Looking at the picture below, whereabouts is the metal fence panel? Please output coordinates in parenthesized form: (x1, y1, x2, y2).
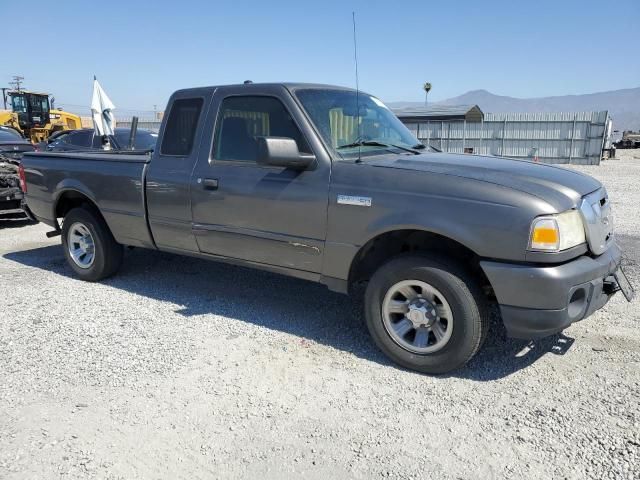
(402, 111, 609, 165)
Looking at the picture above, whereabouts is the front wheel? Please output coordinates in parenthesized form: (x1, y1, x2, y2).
(364, 254, 489, 374)
(61, 207, 123, 281)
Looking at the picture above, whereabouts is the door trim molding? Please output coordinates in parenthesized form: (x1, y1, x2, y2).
(192, 223, 322, 256)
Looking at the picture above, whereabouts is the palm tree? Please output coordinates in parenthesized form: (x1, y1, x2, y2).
(423, 83, 432, 106)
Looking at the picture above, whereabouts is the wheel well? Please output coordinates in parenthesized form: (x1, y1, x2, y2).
(55, 191, 100, 225)
(348, 230, 493, 296)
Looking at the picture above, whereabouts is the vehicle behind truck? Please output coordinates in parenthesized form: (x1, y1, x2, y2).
(20, 82, 635, 374)
(0, 126, 34, 220)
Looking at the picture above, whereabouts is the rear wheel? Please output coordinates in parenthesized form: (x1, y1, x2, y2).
(364, 254, 489, 374)
(61, 207, 123, 281)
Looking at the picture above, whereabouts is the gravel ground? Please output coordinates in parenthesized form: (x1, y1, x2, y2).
(1, 151, 639, 479)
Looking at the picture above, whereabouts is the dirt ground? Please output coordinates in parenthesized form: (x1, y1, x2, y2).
(0, 151, 638, 479)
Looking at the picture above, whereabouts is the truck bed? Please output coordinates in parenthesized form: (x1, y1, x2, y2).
(21, 151, 155, 248)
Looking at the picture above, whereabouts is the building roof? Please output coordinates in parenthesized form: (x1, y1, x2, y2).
(393, 104, 484, 122)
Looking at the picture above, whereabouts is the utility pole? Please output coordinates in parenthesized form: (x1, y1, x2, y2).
(423, 82, 432, 107)
(1, 88, 8, 109)
(9, 75, 24, 92)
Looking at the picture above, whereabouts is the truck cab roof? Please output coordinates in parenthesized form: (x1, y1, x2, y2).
(170, 82, 360, 97)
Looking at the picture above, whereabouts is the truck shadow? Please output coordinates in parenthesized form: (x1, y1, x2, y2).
(0, 219, 37, 229)
(4, 244, 575, 381)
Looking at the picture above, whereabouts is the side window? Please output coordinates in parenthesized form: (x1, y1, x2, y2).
(160, 98, 203, 156)
(213, 96, 311, 163)
(11, 95, 27, 113)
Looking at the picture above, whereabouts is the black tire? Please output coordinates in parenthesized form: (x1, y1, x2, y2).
(61, 206, 123, 281)
(364, 254, 489, 374)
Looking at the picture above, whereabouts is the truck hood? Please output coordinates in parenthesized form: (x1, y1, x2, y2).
(367, 152, 601, 209)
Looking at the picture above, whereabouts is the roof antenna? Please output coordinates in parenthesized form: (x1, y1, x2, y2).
(352, 11, 362, 163)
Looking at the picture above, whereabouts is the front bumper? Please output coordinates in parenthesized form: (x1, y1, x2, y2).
(481, 243, 623, 339)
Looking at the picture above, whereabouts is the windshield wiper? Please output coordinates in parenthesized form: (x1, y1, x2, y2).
(411, 143, 442, 152)
(338, 140, 386, 149)
(337, 140, 420, 155)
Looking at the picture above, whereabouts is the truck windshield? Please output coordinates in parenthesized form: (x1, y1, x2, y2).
(294, 88, 422, 160)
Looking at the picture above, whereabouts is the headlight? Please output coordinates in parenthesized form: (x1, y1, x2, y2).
(529, 210, 586, 252)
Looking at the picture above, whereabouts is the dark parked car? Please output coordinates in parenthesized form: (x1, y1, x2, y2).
(0, 126, 35, 160)
(0, 127, 34, 220)
(34, 129, 72, 151)
(21, 83, 634, 373)
(44, 128, 158, 152)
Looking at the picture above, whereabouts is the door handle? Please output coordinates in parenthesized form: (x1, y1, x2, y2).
(201, 178, 219, 190)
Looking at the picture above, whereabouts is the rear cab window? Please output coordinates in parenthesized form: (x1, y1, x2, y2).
(160, 98, 204, 156)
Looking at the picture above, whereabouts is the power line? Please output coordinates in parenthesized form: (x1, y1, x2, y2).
(8, 75, 24, 92)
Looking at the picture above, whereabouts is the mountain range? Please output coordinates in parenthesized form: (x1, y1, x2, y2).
(388, 87, 640, 131)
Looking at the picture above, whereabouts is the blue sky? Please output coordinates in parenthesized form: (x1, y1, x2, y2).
(3, 0, 638, 114)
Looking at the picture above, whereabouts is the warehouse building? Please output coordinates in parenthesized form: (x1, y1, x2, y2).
(394, 105, 611, 165)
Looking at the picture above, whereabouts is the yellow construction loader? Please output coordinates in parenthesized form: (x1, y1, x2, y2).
(0, 90, 81, 144)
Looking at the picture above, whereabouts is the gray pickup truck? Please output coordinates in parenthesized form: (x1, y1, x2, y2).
(21, 83, 634, 373)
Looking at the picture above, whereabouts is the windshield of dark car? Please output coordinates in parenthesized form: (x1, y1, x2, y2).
(294, 88, 421, 159)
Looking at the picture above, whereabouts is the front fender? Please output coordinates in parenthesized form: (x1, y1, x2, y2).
(362, 211, 479, 255)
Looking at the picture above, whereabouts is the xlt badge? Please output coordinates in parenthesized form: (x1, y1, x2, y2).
(337, 195, 372, 207)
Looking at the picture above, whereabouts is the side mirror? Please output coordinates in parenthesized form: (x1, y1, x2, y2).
(256, 137, 315, 170)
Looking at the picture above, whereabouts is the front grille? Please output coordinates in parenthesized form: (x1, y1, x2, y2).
(579, 188, 614, 255)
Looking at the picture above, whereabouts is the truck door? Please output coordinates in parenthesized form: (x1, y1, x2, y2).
(190, 85, 331, 273)
(146, 94, 208, 252)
